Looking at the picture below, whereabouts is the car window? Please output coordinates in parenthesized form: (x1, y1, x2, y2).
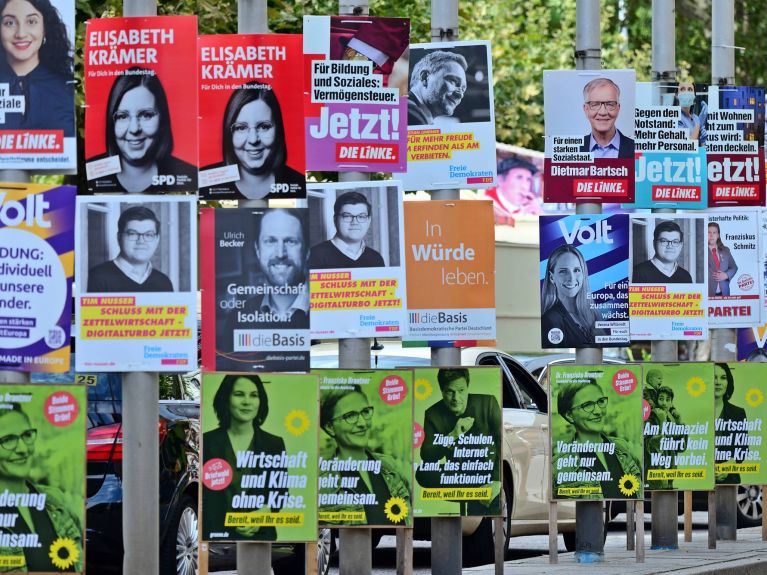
(477, 355, 521, 410)
(501, 356, 548, 413)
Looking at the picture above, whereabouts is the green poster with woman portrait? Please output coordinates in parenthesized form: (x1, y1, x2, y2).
(316, 369, 413, 528)
(413, 367, 502, 518)
(714, 363, 767, 485)
(0, 384, 86, 574)
(643, 363, 715, 491)
(550, 364, 643, 500)
(201, 373, 318, 542)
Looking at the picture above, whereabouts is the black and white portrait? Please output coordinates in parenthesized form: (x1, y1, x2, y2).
(630, 216, 705, 285)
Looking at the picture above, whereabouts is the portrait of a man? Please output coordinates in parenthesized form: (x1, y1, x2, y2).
(632, 220, 693, 284)
(579, 77, 635, 159)
(486, 156, 542, 217)
(408, 50, 467, 125)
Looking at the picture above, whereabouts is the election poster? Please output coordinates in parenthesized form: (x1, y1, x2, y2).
(549, 364, 643, 501)
(200, 208, 310, 372)
(0, 384, 86, 573)
(707, 211, 761, 327)
(74, 195, 197, 371)
(316, 369, 413, 527)
(201, 373, 318, 542)
(413, 367, 502, 517)
(397, 41, 497, 191)
(706, 85, 765, 207)
(543, 69, 636, 203)
(642, 363, 715, 491)
(631, 81, 708, 209)
(629, 214, 708, 341)
(714, 363, 767, 485)
(404, 200, 495, 343)
(84, 16, 198, 193)
(0, 184, 74, 373)
(737, 324, 767, 361)
(199, 34, 305, 200)
(303, 15, 409, 173)
(308, 181, 406, 339)
(0, 0, 76, 171)
(539, 214, 630, 349)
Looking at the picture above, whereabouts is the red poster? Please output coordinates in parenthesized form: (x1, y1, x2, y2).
(84, 16, 198, 193)
(199, 34, 305, 200)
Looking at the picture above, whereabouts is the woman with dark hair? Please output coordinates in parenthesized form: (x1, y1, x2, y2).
(714, 363, 747, 484)
(91, 67, 196, 193)
(209, 81, 303, 199)
(0, 0, 74, 135)
(541, 244, 598, 347)
(202, 375, 286, 541)
(707, 222, 737, 297)
(675, 80, 706, 146)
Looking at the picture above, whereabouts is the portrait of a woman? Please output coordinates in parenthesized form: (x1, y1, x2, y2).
(541, 245, 598, 347)
(92, 67, 196, 193)
(319, 386, 409, 526)
(707, 222, 737, 297)
(714, 363, 747, 484)
(0, 0, 73, 135)
(202, 375, 286, 541)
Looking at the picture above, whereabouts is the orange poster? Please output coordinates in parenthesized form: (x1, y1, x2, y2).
(404, 200, 495, 342)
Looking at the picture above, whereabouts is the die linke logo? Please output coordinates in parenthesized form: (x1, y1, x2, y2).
(409, 312, 467, 324)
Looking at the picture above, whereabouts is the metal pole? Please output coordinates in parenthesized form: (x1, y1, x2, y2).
(711, 0, 737, 543)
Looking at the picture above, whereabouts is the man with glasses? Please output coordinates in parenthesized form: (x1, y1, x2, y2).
(87, 205, 173, 292)
(408, 49, 468, 125)
(309, 191, 385, 269)
(632, 219, 693, 284)
(578, 77, 634, 159)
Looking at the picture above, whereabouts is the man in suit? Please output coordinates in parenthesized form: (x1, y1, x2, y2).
(579, 77, 634, 159)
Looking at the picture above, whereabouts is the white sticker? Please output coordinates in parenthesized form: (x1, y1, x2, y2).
(85, 155, 121, 180)
(199, 164, 240, 189)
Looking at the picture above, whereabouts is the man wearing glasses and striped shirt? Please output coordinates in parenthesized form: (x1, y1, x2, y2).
(579, 77, 635, 159)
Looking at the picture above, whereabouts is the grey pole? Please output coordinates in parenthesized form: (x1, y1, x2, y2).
(573, 0, 605, 563)
(649, 0, 679, 551)
(711, 0, 738, 543)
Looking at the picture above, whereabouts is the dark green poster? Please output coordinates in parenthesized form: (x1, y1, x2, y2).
(549, 365, 643, 500)
(316, 369, 413, 527)
(201, 373, 319, 542)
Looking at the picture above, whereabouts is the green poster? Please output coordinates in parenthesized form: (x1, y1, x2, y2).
(413, 367, 502, 518)
(714, 363, 767, 485)
(643, 363, 715, 491)
(201, 373, 318, 542)
(316, 369, 413, 528)
(549, 365, 643, 501)
(0, 384, 86, 574)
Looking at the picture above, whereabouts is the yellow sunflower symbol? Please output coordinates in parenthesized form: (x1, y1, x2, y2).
(686, 376, 706, 398)
(384, 496, 408, 523)
(285, 410, 311, 436)
(48, 537, 79, 571)
(414, 378, 433, 401)
(618, 474, 639, 497)
(746, 388, 764, 408)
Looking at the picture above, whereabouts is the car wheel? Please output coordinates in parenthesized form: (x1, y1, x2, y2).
(737, 484, 762, 527)
(317, 528, 335, 575)
(463, 477, 511, 567)
(160, 495, 198, 575)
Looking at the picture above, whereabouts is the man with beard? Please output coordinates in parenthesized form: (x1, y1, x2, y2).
(408, 50, 467, 125)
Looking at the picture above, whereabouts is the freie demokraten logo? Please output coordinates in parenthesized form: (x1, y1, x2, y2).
(409, 312, 468, 324)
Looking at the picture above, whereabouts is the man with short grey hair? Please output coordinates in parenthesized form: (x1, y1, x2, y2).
(408, 50, 468, 124)
(578, 77, 634, 158)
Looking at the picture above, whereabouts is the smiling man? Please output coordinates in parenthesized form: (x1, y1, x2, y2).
(408, 50, 468, 125)
(632, 219, 693, 284)
(87, 205, 173, 292)
(578, 77, 634, 159)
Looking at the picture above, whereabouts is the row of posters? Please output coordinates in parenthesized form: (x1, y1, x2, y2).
(539, 211, 766, 349)
(200, 367, 502, 543)
(549, 363, 767, 501)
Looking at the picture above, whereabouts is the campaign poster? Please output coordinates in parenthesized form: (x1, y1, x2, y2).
(404, 200, 495, 343)
(0, 384, 86, 573)
(0, 0, 76, 171)
(413, 367, 502, 517)
(631, 81, 708, 209)
(316, 369, 413, 527)
(200, 208, 310, 372)
(642, 363, 715, 491)
(707, 211, 761, 327)
(629, 214, 708, 341)
(543, 69, 636, 203)
(84, 16, 198, 193)
(198, 34, 305, 200)
(483, 151, 546, 223)
(706, 85, 765, 207)
(396, 41, 497, 192)
(737, 324, 767, 361)
(549, 364, 643, 501)
(303, 15, 409, 173)
(74, 195, 197, 371)
(201, 373, 318, 542)
(308, 181, 405, 339)
(714, 363, 767, 485)
(539, 214, 629, 349)
(0, 184, 73, 373)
